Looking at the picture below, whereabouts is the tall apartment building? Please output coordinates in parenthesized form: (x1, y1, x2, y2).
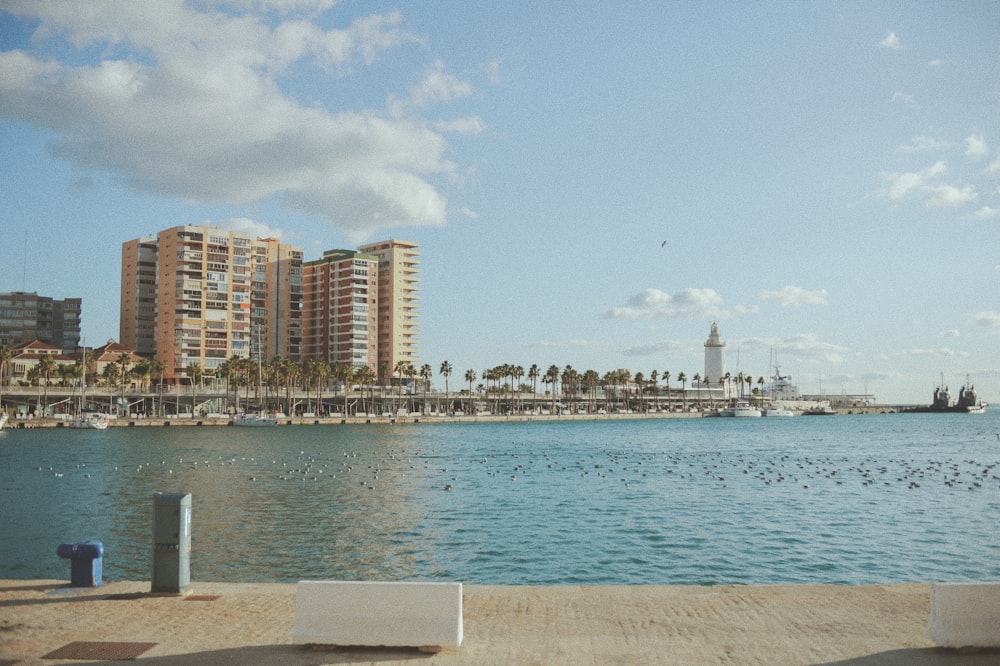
(119, 237, 158, 357)
(301, 249, 378, 369)
(0, 291, 82, 350)
(120, 225, 303, 383)
(254, 238, 303, 360)
(357, 239, 420, 383)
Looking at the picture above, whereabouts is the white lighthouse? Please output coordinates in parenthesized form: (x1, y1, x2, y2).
(703, 322, 726, 392)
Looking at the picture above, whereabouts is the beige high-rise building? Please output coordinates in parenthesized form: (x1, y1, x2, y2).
(254, 237, 303, 360)
(301, 249, 378, 369)
(120, 225, 303, 383)
(357, 239, 420, 384)
(120, 237, 158, 357)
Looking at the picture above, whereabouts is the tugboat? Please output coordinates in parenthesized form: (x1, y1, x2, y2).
(956, 378, 987, 414)
(905, 375, 987, 414)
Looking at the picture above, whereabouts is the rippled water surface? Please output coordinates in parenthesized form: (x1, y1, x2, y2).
(2, 412, 999, 585)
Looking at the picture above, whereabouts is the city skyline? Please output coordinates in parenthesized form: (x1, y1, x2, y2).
(1, 2, 998, 404)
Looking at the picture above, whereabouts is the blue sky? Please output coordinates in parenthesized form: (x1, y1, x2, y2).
(1, 1, 997, 404)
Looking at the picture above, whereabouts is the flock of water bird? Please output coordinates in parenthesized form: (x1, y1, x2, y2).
(25, 440, 1000, 496)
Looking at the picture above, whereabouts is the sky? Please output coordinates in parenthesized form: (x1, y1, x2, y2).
(1, 1, 998, 405)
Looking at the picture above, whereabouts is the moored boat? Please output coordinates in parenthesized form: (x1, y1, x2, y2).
(762, 404, 794, 417)
(717, 399, 761, 417)
(956, 378, 987, 413)
(69, 411, 109, 429)
(234, 412, 278, 426)
(904, 375, 988, 414)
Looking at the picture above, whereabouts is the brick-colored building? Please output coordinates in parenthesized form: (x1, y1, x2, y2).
(301, 249, 378, 369)
(120, 225, 303, 383)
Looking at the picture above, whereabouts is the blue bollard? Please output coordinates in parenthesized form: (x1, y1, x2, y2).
(56, 540, 104, 587)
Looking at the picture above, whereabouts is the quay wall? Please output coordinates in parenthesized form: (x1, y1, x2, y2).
(6, 404, 913, 428)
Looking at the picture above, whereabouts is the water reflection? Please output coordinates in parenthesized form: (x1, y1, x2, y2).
(2, 415, 1000, 585)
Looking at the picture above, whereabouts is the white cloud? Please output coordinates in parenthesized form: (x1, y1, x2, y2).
(880, 32, 901, 49)
(964, 134, 989, 158)
(924, 184, 977, 207)
(216, 217, 284, 240)
(433, 116, 486, 135)
(943, 329, 960, 338)
(928, 58, 945, 67)
(876, 161, 980, 209)
(975, 311, 1000, 328)
(879, 161, 947, 200)
(973, 205, 1000, 219)
(605, 288, 726, 320)
(526, 339, 603, 350)
(0, 3, 476, 240)
(903, 347, 968, 358)
(742, 334, 850, 364)
(781, 334, 850, 364)
(986, 156, 1000, 174)
(622, 340, 685, 357)
(897, 135, 951, 153)
(890, 91, 917, 108)
(758, 286, 828, 306)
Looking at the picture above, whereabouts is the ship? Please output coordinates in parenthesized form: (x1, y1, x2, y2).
(904, 375, 987, 414)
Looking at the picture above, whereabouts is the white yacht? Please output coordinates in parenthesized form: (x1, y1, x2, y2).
(762, 404, 794, 417)
(717, 399, 761, 417)
(69, 412, 109, 429)
(234, 412, 278, 427)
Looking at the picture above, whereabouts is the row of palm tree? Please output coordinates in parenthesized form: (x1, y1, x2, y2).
(1, 342, 772, 417)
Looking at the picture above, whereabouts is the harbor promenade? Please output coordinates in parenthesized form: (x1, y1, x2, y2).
(1, 579, 994, 664)
(4, 405, 912, 428)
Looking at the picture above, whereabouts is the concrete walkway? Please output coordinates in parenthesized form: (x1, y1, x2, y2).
(0, 580, 995, 665)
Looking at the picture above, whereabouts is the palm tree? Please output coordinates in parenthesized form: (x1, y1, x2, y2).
(464, 369, 476, 414)
(544, 364, 560, 413)
(693, 372, 702, 411)
(314, 359, 330, 416)
(528, 364, 540, 414)
(0, 344, 11, 409)
(218, 356, 239, 414)
(512, 365, 524, 414)
(147, 358, 167, 416)
(419, 363, 432, 415)
(633, 371, 645, 413)
(117, 352, 133, 416)
(185, 362, 202, 416)
(582, 369, 600, 413)
(677, 372, 687, 411)
(439, 360, 452, 415)
(649, 370, 659, 412)
(37, 353, 58, 416)
(277, 358, 298, 416)
(661, 371, 671, 410)
(354, 365, 375, 416)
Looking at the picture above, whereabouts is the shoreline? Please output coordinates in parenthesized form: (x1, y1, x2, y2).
(5, 405, 918, 428)
(3, 579, 987, 665)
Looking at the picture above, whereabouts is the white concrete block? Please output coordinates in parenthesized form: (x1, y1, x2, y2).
(292, 581, 463, 648)
(929, 582, 1000, 648)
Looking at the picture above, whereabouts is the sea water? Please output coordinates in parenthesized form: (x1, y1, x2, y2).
(2, 412, 999, 585)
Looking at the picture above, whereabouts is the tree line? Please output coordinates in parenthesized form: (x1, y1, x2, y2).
(0, 345, 770, 416)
